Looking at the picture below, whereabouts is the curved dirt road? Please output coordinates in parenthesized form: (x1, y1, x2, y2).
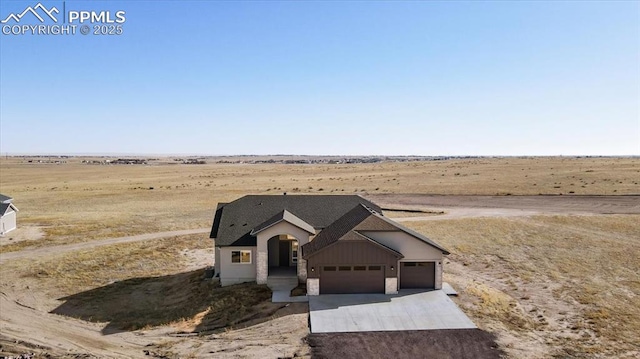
(0, 228, 210, 264)
(375, 194, 640, 222)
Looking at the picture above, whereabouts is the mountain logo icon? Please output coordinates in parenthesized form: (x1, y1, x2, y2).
(1, 2, 59, 23)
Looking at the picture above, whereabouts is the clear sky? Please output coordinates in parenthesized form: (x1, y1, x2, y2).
(0, 0, 638, 156)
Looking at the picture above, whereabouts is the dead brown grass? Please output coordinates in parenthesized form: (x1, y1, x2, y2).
(1, 156, 639, 358)
(1, 157, 637, 252)
(21, 234, 211, 295)
(15, 234, 283, 334)
(404, 215, 640, 358)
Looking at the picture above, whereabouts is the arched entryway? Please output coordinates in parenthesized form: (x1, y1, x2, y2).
(267, 234, 299, 277)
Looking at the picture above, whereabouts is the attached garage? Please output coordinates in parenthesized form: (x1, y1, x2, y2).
(400, 261, 435, 289)
(304, 233, 402, 295)
(319, 265, 384, 294)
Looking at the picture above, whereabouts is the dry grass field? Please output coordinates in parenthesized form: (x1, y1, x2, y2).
(0, 156, 638, 358)
(404, 216, 639, 358)
(1, 156, 637, 252)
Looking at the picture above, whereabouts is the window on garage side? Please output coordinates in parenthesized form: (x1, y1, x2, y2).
(231, 250, 251, 264)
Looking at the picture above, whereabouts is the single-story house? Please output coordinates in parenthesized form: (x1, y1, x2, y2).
(0, 194, 19, 236)
(210, 195, 449, 295)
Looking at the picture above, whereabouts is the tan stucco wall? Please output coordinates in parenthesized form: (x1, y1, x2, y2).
(219, 246, 257, 286)
(256, 221, 311, 284)
(256, 222, 312, 249)
(361, 230, 444, 290)
(360, 231, 444, 260)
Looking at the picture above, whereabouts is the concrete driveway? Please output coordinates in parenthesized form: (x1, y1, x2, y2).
(309, 290, 476, 333)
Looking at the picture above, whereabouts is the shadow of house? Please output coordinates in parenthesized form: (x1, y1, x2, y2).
(51, 268, 287, 335)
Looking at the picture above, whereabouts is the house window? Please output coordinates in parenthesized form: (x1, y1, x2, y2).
(231, 250, 251, 264)
(292, 241, 298, 263)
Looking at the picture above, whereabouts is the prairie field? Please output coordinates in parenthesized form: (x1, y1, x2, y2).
(0, 156, 638, 358)
(0, 156, 637, 251)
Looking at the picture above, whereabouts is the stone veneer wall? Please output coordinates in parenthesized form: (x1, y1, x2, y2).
(307, 278, 320, 295)
(385, 277, 398, 294)
(256, 252, 267, 284)
(297, 258, 307, 283)
(435, 260, 443, 290)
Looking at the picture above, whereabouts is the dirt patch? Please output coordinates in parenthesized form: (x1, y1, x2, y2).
(50, 269, 274, 334)
(369, 194, 640, 214)
(0, 225, 45, 246)
(180, 247, 214, 271)
(308, 329, 504, 359)
(404, 215, 640, 358)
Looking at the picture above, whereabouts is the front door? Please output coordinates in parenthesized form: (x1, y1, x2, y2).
(279, 240, 289, 266)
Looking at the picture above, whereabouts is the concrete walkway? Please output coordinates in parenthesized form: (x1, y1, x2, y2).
(309, 290, 476, 333)
(267, 274, 309, 303)
(271, 285, 309, 303)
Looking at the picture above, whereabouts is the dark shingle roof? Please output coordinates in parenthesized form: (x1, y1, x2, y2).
(0, 194, 12, 203)
(301, 204, 375, 256)
(363, 213, 451, 255)
(211, 195, 381, 246)
(302, 203, 450, 257)
(0, 203, 18, 215)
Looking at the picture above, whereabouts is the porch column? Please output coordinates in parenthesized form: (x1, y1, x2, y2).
(297, 258, 307, 283)
(256, 252, 267, 284)
(435, 260, 443, 290)
(256, 234, 269, 285)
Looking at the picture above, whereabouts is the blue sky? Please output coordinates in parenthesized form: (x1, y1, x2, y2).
(0, 0, 638, 155)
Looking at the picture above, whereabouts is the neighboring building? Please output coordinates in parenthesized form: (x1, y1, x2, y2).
(0, 194, 19, 236)
(210, 195, 449, 295)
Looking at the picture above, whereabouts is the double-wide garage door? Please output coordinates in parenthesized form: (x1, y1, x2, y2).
(400, 262, 435, 289)
(320, 265, 384, 294)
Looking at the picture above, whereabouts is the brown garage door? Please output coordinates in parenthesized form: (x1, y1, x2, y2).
(400, 262, 435, 289)
(320, 265, 385, 294)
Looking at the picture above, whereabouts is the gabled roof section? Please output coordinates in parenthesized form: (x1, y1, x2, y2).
(302, 204, 375, 257)
(250, 209, 315, 235)
(302, 203, 450, 257)
(211, 195, 382, 247)
(210, 202, 228, 239)
(357, 213, 450, 255)
(0, 194, 12, 204)
(0, 203, 18, 216)
(304, 229, 403, 259)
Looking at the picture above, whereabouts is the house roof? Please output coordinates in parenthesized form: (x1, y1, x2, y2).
(361, 212, 451, 255)
(0, 194, 12, 204)
(0, 203, 18, 216)
(302, 204, 375, 256)
(210, 195, 382, 246)
(303, 225, 404, 259)
(302, 203, 450, 257)
(250, 209, 316, 235)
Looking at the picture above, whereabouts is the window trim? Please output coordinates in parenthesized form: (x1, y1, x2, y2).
(231, 250, 252, 264)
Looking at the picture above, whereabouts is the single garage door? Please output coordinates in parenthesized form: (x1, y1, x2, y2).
(320, 265, 385, 294)
(400, 262, 435, 289)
